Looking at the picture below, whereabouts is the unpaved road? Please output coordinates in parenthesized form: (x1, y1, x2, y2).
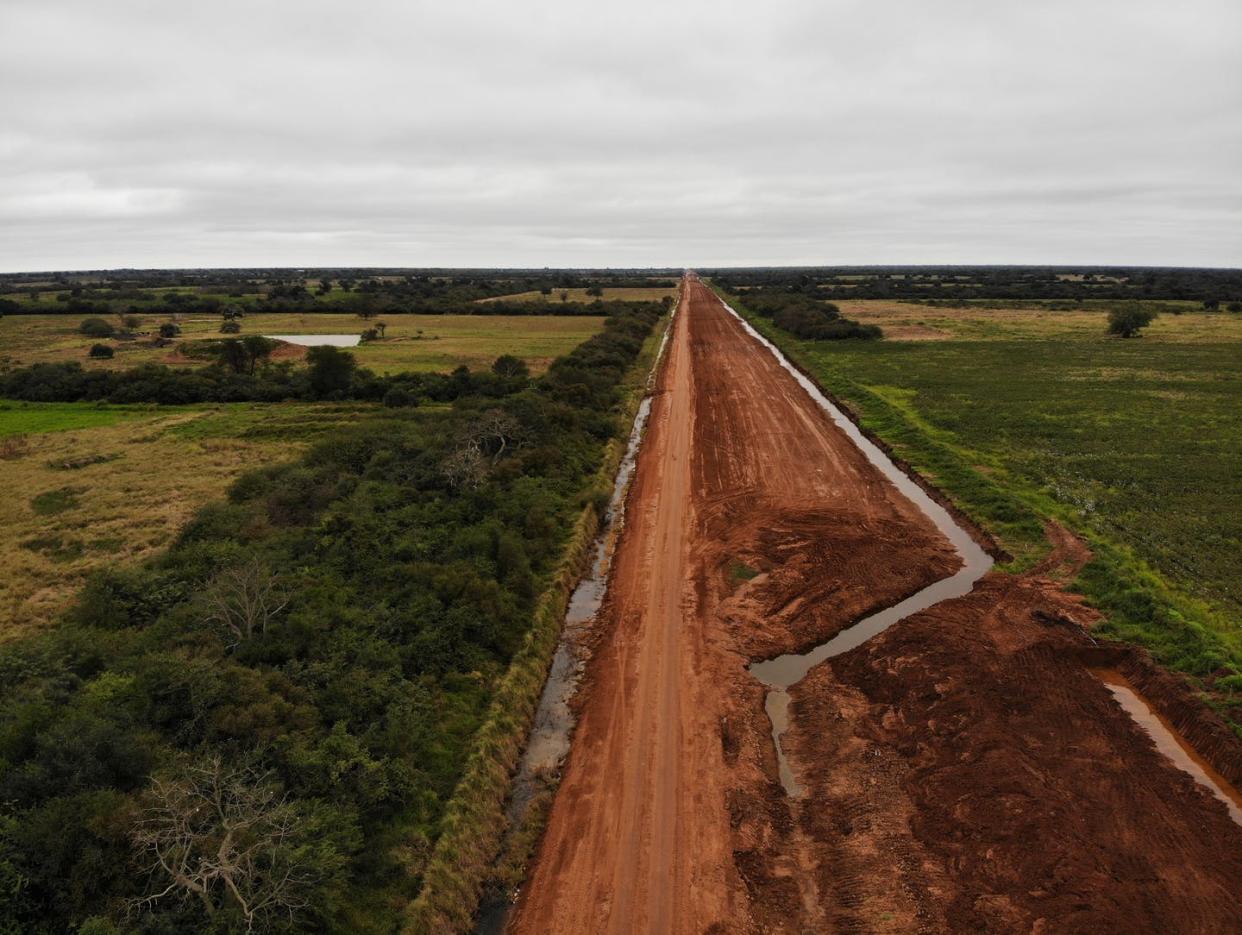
(509, 276, 1242, 934)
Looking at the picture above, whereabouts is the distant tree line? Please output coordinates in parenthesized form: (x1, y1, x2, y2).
(709, 266, 1242, 304)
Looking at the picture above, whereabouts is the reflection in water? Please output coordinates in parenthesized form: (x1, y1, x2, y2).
(722, 300, 994, 798)
(264, 334, 362, 347)
(1095, 670, 1242, 826)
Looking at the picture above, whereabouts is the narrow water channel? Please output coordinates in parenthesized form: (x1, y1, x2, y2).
(720, 299, 995, 797)
(1094, 670, 1242, 826)
(474, 308, 674, 934)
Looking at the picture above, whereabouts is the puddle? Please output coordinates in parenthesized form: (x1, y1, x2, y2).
(498, 394, 653, 819)
(263, 333, 362, 346)
(721, 299, 995, 797)
(1094, 670, 1242, 826)
(473, 307, 673, 933)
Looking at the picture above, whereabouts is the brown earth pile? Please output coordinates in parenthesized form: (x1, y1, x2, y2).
(509, 277, 1242, 935)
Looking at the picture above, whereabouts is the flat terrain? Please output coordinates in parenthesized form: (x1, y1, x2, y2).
(511, 279, 1242, 933)
(478, 286, 677, 304)
(0, 401, 372, 638)
(738, 301, 1242, 698)
(0, 313, 605, 375)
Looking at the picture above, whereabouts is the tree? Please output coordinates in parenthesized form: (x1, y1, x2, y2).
(1107, 306, 1157, 338)
(130, 756, 320, 932)
(240, 336, 277, 374)
(316, 277, 332, 295)
(79, 318, 115, 338)
(306, 346, 356, 397)
(559, 291, 568, 303)
(158, 323, 181, 339)
(202, 560, 287, 648)
(1227, 301, 1242, 314)
(1204, 299, 1220, 311)
(221, 320, 242, 334)
(491, 354, 529, 379)
(88, 344, 114, 359)
(585, 285, 604, 298)
(123, 315, 143, 332)
(373, 321, 386, 338)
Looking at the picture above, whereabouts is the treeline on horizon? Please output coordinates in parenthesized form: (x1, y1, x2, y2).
(0, 270, 679, 319)
(0, 304, 663, 932)
(707, 265, 1242, 303)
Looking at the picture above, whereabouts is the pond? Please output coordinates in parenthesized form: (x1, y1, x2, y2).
(264, 334, 361, 347)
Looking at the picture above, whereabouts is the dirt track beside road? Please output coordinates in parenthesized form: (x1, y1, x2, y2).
(510, 277, 1242, 934)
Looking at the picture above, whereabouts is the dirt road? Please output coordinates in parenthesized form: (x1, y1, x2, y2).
(509, 277, 1242, 934)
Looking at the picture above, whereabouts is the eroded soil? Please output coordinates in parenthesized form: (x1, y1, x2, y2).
(509, 277, 1242, 934)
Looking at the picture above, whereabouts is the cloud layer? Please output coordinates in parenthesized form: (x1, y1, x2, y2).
(2, 0, 1239, 270)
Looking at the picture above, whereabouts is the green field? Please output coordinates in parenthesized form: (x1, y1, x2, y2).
(0, 400, 373, 638)
(0, 313, 605, 375)
(727, 295, 1242, 718)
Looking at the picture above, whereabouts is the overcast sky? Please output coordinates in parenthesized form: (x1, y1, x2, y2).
(1, 0, 1239, 271)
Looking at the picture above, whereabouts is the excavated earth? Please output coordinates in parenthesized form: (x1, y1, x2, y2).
(509, 277, 1242, 934)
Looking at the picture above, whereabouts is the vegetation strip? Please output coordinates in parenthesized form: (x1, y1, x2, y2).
(404, 305, 673, 934)
(0, 300, 666, 933)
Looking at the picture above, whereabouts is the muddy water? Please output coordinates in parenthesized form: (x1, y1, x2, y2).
(474, 310, 673, 934)
(1094, 670, 1242, 826)
(720, 300, 995, 797)
(263, 333, 362, 346)
(500, 395, 653, 822)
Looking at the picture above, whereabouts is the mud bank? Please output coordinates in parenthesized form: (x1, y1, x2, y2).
(511, 277, 1242, 935)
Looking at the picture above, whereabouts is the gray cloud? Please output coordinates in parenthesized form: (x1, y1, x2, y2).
(1, 0, 1239, 270)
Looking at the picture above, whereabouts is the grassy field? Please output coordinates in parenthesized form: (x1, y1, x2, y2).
(478, 286, 677, 304)
(0, 400, 373, 639)
(726, 293, 1242, 716)
(0, 313, 605, 375)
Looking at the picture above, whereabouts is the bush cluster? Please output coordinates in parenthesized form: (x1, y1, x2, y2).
(0, 305, 661, 932)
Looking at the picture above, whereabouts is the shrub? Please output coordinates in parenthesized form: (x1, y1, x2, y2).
(1107, 306, 1157, 338)
(79, 318, 115, 338)
(220, 320, 241, 334)
(88, 344, 114, 359)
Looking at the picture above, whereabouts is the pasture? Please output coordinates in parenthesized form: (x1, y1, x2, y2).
(0, 401, 371, 638)
(0, 313, 606, 375)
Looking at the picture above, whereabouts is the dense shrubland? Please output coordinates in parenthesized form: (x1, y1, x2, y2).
(0, 304, 661, 932)
(731, 292, 882, 341)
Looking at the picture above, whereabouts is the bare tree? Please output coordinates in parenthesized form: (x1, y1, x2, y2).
(440, 410, 526, 490)
(440, 445, 487, 491)
(130, 757, 314, 932)
(203, 561, 288, 648)
(464, 410, 525, 465)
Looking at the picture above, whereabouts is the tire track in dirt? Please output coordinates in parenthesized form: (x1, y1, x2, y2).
(509, 275, 1242, 934)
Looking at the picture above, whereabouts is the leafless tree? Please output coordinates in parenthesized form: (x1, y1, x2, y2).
(440, 409, 526, 491)
(463, 410, 525, 465)
(203, 561, 288, 648)
(130, 756, 314, 932)
(440, 445, 487, 491)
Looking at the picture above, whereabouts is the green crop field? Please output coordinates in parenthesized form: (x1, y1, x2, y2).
(728, 294, 1242, 719)
(0, 312, 605, 375)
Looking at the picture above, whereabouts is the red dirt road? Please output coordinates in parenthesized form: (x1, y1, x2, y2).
(509, 277, 1242, 934)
